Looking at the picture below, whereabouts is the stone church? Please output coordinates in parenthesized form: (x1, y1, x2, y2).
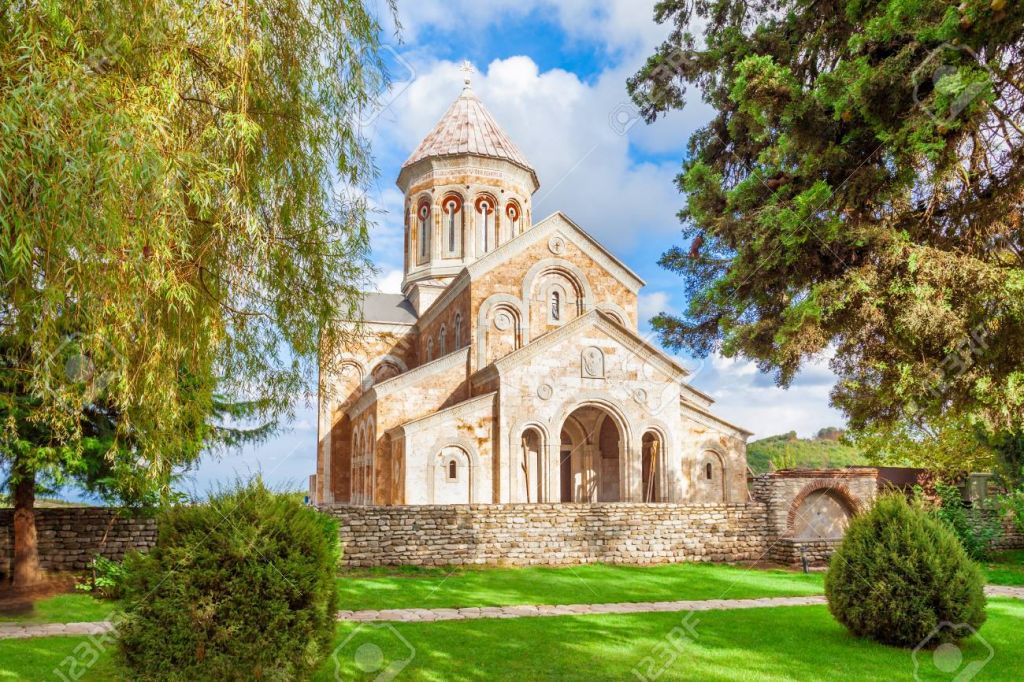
(314, 77, 751, 506)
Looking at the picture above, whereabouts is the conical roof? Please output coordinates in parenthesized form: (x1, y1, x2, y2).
(402, 85, 537, 185)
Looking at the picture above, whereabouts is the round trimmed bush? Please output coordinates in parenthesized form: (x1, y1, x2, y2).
(117, 480, 339, 680)
(824, 493, 986, 648)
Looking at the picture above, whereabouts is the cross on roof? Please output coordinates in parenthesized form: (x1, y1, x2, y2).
(459, 60, 475, 87)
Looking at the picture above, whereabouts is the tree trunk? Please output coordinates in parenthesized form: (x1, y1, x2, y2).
(11, 467, 42, 587)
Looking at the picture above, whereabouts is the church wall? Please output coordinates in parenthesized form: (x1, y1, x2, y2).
(317, 325, 418, 503)
(416, 285, 471, 363)
(495, 321, 690, 503)
(398, 395, 496, 505)
(678, 415, 749, 504)
(468, 236, 638, 372)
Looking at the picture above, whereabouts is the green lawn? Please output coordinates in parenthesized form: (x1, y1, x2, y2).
(0, 635, 124, 681)
(4, 599, 1016, 681)
(319, 599, 1024, 681)
(983, 550, 1024, 586)
(336, 562, 826, 611)
(0, 593, 119, 625)
(0, 561, 1021, 681)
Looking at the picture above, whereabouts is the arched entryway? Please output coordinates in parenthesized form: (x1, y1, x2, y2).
(789, 484, 858, 540)
(641, 431, 662, 503)
(558, 405, 623, 503)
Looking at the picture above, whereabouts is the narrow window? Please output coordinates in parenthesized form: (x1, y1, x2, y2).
(506, 202, 521, 236)
(448, 460, 457, 479)
(439, 325, 447, 356)
(705, 462, 713, 480)
(426, 339, 433, 362)
(417, 202, 430, 260)
(551, 290, 561, 321)
(476, 197, 494, 253)
(454, 314, 462, 349)
(445, 198, 459, 253)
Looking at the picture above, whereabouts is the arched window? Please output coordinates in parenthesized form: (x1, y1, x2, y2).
(426, 339, 434, 362)
(454, 313, 462, 349)
(551, 291, 561, 321)
(417, 200, 431, 262)
(506, 201, 521, 237)
(476, 196, 495, 253)
(705, 462, 713, 480)
(448, 460, 457, 480)
(443, 194, 462, 256)
(439, 325, 447, 356)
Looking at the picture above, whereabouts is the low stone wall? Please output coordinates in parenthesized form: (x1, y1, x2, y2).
(991, 515, 1024, 552)
(320, 502, 770, 568)
(769, 538, 840, 568)
(0, 508, 156, 577)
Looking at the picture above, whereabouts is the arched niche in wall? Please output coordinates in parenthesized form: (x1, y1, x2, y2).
(476, 294, 527, 368)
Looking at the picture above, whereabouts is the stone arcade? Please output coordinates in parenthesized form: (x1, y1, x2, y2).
(312, 77, 751, 506)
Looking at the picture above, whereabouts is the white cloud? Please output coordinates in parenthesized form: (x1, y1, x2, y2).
(695, 350, 846, 440)
(367, 54, 709, 254)
(388, 0, 670, 55)
(638, 291, 675, 324)
(375, 268, 404, 294)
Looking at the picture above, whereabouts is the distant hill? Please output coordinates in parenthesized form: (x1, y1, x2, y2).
(746, 428, 867, 474)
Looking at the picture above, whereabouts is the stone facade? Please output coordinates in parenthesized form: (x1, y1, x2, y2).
(314, 80, 751, 508)
(0, 508, 156, 577)
(321, 503, 770, 568)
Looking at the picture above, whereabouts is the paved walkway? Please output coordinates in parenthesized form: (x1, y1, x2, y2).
(3, 586, 1022, 639)
(336, 595, 827, 622)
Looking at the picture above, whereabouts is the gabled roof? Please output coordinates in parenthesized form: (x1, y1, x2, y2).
(466, 211, 646, 291)
(358, 293, 417, 325)
(402, 85, 538, 186)
(415, 211, 647, 331)
(489, 309, 688, 379)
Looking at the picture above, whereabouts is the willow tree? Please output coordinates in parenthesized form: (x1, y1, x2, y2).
(0, 0, 392, 585)
(629, 1, 1023, 470)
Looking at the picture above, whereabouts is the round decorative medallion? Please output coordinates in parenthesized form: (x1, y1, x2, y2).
(537, 383, 554, 400)
(633, 388, 648, 404)
(494, 311, 513, 331)
(547, 235, 566, 255)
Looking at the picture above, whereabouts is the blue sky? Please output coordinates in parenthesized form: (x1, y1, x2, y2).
(174, 0, 847, 498)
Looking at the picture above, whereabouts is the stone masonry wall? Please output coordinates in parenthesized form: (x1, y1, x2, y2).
(321, 502, 770, 567)
(0, 508, 156, 577)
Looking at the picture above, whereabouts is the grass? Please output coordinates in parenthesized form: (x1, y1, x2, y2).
(0, 562, 1020, 681)
(0, 635, 123, 681)
(0, 593, 119, 625)
(3, 599, 1019, 681)
(983, 550, 1024, 586)
(319, 599, 1024, 681)
(335, 562, 826, 611)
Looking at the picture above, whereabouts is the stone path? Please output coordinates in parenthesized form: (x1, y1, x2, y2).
(336, 595, 828, 622)
(3, 585, 1022, 639)
(0, 621, 114, 640)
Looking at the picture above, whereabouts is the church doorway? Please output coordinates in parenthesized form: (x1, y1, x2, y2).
(558, 405, 623, 503)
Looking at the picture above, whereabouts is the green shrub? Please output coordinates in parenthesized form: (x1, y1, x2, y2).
(930, 482, 1002, 560)
(75, 555, 127, 599)
(1000, 488, 1024, 534)
(824, 494, 986, 648)
(117, 479, 340, 681)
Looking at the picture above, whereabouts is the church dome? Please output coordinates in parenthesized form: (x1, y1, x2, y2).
(401, 85, 539, 190)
